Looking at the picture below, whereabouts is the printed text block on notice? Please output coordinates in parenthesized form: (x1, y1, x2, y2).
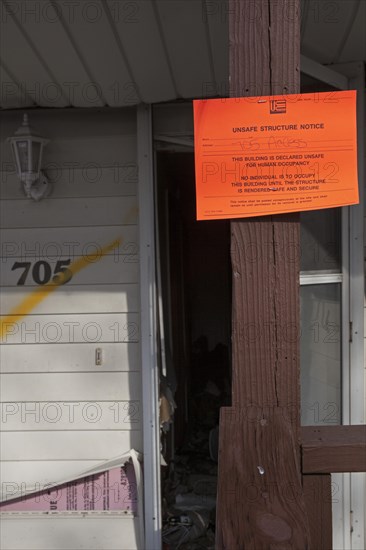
(193, 91, 358, 220)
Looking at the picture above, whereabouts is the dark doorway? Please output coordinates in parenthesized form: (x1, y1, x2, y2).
(156, 152, 231, 549)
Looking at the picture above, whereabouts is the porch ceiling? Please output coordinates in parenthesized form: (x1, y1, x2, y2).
(0, 0, 364, 110)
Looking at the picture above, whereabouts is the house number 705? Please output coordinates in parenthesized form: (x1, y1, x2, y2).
(11, 260, 73, 286)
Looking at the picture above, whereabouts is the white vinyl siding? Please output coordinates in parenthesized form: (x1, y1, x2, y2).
(0, 108, 141, 549)
(1, 516, 140, 550)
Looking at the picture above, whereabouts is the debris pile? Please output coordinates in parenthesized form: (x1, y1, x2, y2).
(161, 340, 231, 549)
(162, 449, 217, 549)
(162, 389, 228, 548)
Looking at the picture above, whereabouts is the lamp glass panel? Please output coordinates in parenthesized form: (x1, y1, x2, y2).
(300, 283, 341, 425)
(11, 143, 20, 176)
(16, 140, 29, 173)
(31, 141, 41, 173)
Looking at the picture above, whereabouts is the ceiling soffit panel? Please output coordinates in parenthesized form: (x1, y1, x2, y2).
(300, 0, 362, 64)
(11, 0, 105, 108)
(0, 0, 364, 111)
(0, 2, 69, 108)
(105, 0, 177, 104)
(203, 0, 229, 99)
(0, 63, 35, 109)
(53, 0, 140, 107)
(154, 0, 216, 99)
(338, 1, 366, 64)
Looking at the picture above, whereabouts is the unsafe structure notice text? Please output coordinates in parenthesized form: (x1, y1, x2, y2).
(193, 91, 358, 220)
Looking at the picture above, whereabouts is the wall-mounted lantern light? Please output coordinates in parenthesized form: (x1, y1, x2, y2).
(7, 114, 50, 201)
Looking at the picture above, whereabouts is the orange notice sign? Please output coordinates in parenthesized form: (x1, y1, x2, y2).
(193, 91, 358, 220)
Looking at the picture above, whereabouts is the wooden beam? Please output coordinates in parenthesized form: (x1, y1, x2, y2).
(302, 425, 366, 473)
(216, 1, 311, 548)
(303, 475, 333, 549)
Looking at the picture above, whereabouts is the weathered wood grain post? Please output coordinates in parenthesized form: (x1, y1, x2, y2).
(216, 1, 311, 547)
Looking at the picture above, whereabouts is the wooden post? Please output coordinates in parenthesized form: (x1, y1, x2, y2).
(216, 1, 312, 547)
(303, 475, 333, 550)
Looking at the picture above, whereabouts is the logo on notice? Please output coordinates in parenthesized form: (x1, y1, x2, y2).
(270, 99, 287, 114)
